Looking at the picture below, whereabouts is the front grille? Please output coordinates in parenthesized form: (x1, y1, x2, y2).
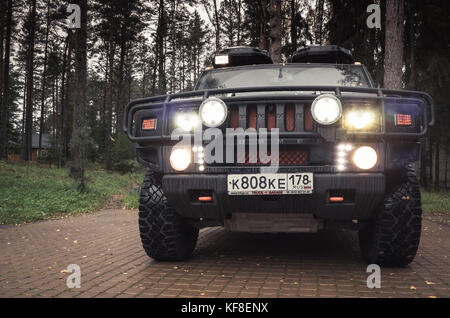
(227, 102, 314, 132)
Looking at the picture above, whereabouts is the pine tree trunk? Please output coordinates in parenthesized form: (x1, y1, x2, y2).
(420, 137, 429, 188)
(0, 4, 4, 114)
(407, 2, 415, 89)
(60, 32, 72, 166)
(445, 147, 448, 190)
(0, 0, 12, 160)
(290, 0, 297, 54)
(259, 0, 268, 50)
(70, 0, 88, 190)
(435, 139, 440, 191)
(213, 0, 220, 51)
(269, 0, 281, 63)
(105, 23, 115, 171)
(115, 40, 126, 134)
(383, 0, 405, 89)
(315, 0, 324, 44)
(39, 4, 51, 161)
(22, 0, 37, 161)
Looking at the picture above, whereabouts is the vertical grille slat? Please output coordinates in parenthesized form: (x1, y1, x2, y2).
(257, 104, 266, 129)
(276, 103, 285, 131)
(238, 104, 247, 128)
(294, 103, 304, 132)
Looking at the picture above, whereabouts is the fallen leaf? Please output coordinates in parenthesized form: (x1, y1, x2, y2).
(73, 240, 78, 244)
(173, 266, 178, 270)
(425, 281, 434, 285)
(428, 296, 437, 298)
(200, 292, 205, 296)
(410, 286, 416, 290)
(60, 269, 68, 273)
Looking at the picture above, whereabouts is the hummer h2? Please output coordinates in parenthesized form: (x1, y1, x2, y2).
(124, 45, 434, 267)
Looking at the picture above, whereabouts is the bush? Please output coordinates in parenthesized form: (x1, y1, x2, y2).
(111, 133, 140, 173)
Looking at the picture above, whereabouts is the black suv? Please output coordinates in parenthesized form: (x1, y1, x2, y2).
(124, 45, 434, 266)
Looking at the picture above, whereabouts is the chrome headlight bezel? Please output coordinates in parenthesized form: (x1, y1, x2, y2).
(198, 97, 228, 128)
(311, 94, 343, 125)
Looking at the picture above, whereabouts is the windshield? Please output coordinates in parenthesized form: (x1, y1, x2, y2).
(196, 64, 371, 90)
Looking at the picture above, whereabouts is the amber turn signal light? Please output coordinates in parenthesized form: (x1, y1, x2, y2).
(142, 118, 157, 130)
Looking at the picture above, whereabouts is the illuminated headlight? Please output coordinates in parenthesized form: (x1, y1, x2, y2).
(352, 146, 377, 170)
(169, 148, 191, 171)
(175, 113, 200, 132)
(346, 110, 375, 130)
(199, 97, 227, 127)
(311, 94, 342, 125)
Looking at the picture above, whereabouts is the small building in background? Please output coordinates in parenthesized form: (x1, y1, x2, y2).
(7, 133, 52, 163)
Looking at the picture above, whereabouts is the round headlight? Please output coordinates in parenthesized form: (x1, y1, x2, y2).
(170, 148, 191, 171)
(311, 94, 342, 125)
(199, 97, 227, 127)
(352, 146, 377, 170)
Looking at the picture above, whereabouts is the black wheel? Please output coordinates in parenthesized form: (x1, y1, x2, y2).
(138, 171, 198, 261)
(359, 165, 422, 267)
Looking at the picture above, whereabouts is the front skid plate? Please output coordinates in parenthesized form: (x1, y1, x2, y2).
(224, 213, 323, 233)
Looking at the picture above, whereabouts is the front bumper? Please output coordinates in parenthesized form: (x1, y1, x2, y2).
(162, 172, 385, 224)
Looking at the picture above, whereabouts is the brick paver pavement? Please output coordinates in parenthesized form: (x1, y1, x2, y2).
(0, 209, 448, 298)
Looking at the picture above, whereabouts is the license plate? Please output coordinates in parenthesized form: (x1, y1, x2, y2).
(227, 173, 313, 195)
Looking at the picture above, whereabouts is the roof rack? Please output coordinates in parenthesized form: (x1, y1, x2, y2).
(212, 46, 273, 68)
(289, 45, 354, 64)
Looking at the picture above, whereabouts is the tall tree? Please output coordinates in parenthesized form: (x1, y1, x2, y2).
(70, 0, 88, 189)
(22, 0, 37, 161)
(269, 0, 281, 62)
(314, 0, 325, 44)
(0, 0, 13, 160)
(38, 1, 51, 159)
(383, 0, 405, 89)
(259, 0, 268, 50)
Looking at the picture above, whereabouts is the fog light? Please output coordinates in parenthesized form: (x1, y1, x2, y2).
(352, 146, 377, 170)
(170, 148, 191, 171)
(175, 113, 200, 132)
(346, 110, 375, 130)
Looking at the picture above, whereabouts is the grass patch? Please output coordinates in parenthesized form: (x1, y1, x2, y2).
(122, 191, 141, 210)
(0, 161, 144, 224)
(421, 188, 450, 213)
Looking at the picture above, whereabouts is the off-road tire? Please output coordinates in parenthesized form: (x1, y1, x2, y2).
(359, 165, 422, 267)
(138, 171, 199, 261)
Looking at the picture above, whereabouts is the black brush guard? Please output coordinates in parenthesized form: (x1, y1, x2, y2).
(123, 85, 435, 144)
